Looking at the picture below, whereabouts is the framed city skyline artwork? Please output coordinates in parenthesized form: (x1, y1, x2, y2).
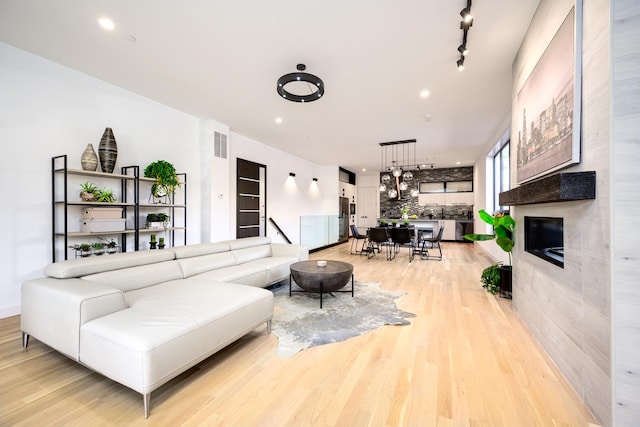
(515, 2, 582, 184)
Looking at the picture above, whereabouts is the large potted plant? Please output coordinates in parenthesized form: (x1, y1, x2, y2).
(464, 210, 515, 298)
(144, 160, 180, 202)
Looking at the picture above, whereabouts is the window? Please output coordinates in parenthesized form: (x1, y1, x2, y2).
(492, 140, 510, 212)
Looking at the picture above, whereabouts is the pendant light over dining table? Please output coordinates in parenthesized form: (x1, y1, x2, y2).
(277, 64, 325, 103)
(378, 139, 420, 200)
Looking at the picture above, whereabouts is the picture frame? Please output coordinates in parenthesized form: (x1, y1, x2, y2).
(515, 1, 583, 184)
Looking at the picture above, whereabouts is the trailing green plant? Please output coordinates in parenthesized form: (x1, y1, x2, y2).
(480, 262, 502, 294)
(464, 209, 515, 266)
(144, 160, 180, 196)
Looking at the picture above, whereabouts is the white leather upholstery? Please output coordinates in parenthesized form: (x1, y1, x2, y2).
(177, 251, 237, 278)
(169, 242, 231, 259)
(21, 237, 308, 417)
(81, 260, 184, 292)
(21, 278, 125, 359)
(81, 280, 273, 394)
(44, 251, 174, 279)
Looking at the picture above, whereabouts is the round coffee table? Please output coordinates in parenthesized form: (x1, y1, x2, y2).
(289, 260, 354, 308)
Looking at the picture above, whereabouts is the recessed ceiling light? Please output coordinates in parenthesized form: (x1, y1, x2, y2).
(420, 90, 430, 98)
(362, 168, 366, 172)
(275, 117, 283, 124)
(98, 17, 115, 31)
(456, 161, 461, 165)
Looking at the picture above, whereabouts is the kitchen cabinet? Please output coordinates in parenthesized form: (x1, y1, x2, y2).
(442, 220, 457, 241)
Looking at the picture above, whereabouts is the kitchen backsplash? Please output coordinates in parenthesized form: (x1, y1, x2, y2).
(380, 203, 473, 220)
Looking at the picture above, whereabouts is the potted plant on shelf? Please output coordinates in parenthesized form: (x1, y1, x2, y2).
(144, 160, 180, 203)
(91, 242, 106, 256)
(100, 237, 119, 254)
(146, 213, 170, 229)
(78, 182, 117, 203)
(379, 219, 388, 227)
(95, 188, 116, 203)
(464, 209, 515, 298)
(79, 182, 99, 202)
(79, 243, 92, 257)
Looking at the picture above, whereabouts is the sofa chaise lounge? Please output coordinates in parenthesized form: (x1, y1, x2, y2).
(21, 236, 308, 417)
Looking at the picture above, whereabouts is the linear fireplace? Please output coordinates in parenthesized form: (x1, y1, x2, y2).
(524, 216, 564, 268)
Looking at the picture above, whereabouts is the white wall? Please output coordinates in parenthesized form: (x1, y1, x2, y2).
(230, 132, 339, 245)
(0, 43, 200, 317)
(0, 43, 349, 317)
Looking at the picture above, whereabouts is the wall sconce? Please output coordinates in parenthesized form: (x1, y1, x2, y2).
(289, 172, 296, 177)
(312, 177, 318, 182)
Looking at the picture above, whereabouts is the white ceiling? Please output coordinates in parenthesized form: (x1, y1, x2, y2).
(0, 0, 539, 174)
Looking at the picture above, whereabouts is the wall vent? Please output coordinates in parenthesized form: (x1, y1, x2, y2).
(214, 132, 227, 159)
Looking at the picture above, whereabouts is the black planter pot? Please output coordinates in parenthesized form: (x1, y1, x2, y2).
(499, 265, 512, 299)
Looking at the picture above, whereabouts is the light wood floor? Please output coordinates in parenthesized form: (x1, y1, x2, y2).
(0, 241, 601, 426)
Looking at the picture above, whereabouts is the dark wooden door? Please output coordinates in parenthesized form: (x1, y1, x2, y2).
(236, 158, 266, 238)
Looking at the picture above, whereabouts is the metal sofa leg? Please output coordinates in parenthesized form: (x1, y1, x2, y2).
(22, 332, 30, 349)
(144, 392, 151, 419)
(266, 319, 272, 334)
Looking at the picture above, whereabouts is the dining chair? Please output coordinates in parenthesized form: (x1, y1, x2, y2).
(366, 227, 392, 260)
(390, 227, 416, 262)
(350, 224, 368, 255)
(420, 225, 444, 260)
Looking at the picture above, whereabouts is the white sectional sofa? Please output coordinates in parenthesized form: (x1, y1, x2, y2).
(21, 236, 308, 417)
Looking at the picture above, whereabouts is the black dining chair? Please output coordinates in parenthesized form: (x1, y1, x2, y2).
(350, 224, 368, 255)
(390, 227, 416, 262)
(420, 225, 444, 260)
(366, 227, 392, 260)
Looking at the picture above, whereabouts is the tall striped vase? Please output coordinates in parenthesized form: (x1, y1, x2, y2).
(98, 127, 118, 173)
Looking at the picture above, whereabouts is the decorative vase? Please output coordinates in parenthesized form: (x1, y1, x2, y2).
(80, 143, 99, 171)
(98, 127, 118, 173)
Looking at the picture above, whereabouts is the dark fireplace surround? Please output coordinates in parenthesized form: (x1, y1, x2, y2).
(524, 217, 564, 268)
(498, 171, 596, 268)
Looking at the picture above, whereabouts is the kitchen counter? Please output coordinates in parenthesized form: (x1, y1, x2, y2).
(377, 218, 474, 242)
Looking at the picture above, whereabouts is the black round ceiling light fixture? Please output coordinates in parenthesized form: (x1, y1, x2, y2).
(277, 64, 325, 103)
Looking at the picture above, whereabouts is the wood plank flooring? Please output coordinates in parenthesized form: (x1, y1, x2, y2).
(0, 241, 602, 426)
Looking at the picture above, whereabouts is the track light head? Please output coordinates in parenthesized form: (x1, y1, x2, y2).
(457, 44, 468, 56)
(460, 8, 473, 24)
(460, 19, 473, 30)
(457, 58, 465, 71)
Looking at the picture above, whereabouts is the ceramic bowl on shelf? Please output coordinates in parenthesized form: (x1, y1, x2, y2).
(316, 260, 327, 267)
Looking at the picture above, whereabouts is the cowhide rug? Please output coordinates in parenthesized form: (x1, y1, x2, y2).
(270, 281, 416, 358)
